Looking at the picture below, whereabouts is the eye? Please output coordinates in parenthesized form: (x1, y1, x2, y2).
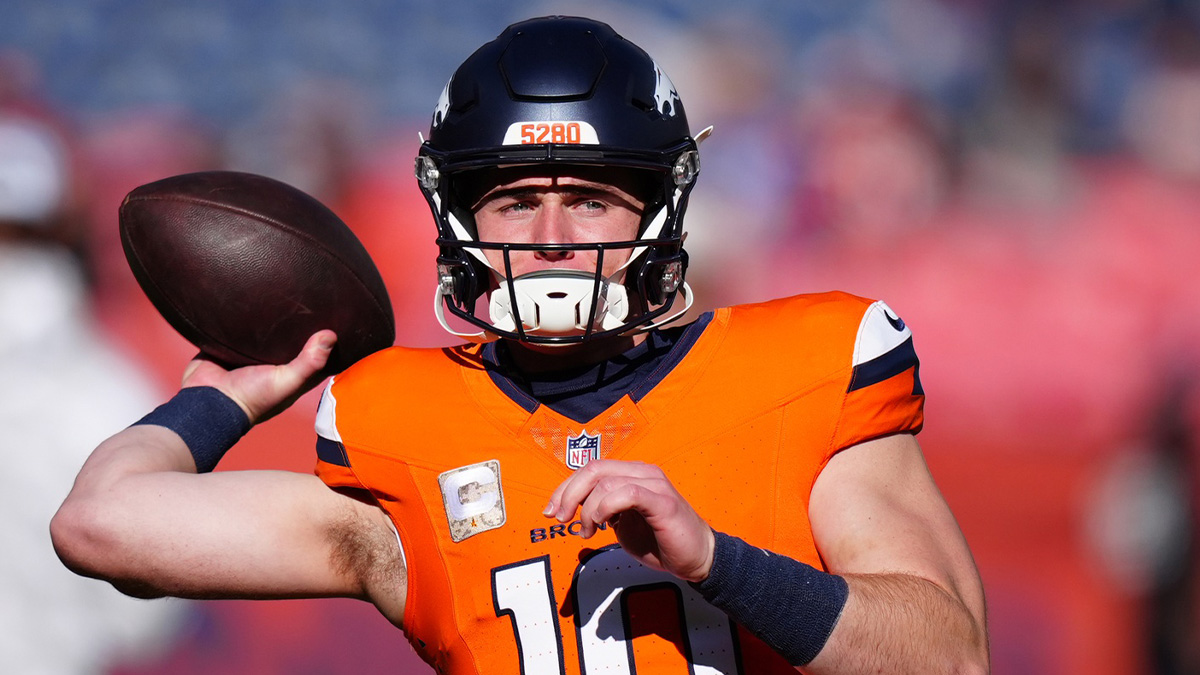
(574, 199, 607, 213)
(498, 200, 534, 215)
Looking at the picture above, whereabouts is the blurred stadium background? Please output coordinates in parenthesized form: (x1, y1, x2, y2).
(4, 0, 1200, 673)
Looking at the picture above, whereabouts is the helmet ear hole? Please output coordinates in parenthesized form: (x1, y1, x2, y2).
(451, 265, 473, 306)
(642, 273, 664, 307)
(637, 248, 688, 307)
(438, 255, 488, 308)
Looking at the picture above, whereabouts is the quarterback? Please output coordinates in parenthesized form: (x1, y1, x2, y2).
(53, 16, 989, 674)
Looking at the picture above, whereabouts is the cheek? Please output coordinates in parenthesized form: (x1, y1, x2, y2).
(473, 213, 506, 244)
(473, 213, 518, 272)
(598, 248, 635, 279)
(480, 248, 508, 274)
(598, 214, 643, 276)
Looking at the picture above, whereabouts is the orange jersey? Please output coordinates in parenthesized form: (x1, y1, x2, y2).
(314, 291, 923, 675)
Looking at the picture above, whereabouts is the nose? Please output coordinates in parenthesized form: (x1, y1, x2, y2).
(531, 201, 575, 263)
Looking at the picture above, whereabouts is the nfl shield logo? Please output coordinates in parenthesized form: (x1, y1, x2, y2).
(565, 431, 601, 470)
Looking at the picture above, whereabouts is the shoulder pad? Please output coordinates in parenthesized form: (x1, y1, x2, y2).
(853, 300, 913, 366)
(314, 379, 342, 443)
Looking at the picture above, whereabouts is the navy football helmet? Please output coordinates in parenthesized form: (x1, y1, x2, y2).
(416, 15, 703, 344)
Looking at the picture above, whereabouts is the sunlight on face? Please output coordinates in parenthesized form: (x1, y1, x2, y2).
(470, 166, 652, 280)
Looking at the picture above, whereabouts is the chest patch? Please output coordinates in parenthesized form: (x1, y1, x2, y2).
(438, 459, 506, 542)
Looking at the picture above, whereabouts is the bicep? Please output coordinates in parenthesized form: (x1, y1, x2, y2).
(121, 469, 379, 599)
(808, 434, 984, 619)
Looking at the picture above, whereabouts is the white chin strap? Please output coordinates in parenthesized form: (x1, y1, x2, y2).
(489, 269, 629, 336)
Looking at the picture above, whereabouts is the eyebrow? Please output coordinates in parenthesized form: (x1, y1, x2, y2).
(473, 183, 627, 209)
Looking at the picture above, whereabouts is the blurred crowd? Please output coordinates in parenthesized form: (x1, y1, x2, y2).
(5, 0, 1200, 673)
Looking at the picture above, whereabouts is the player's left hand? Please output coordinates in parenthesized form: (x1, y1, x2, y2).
(544, 459, 715, 583)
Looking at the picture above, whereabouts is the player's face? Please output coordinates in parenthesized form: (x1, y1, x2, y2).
(471, 166, 648, 281)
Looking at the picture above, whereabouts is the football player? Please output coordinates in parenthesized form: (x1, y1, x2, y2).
(53, 16, 989, 674)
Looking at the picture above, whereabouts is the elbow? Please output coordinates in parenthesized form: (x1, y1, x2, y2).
(50, 496, 161, 598)
(970, 643, 991, 675)
(953, 656, 990, 675)
(951, 625, 991, 675)
(918, 608, 989, 675)
(956, 657, 990, 675)
(923, 645, 988, 675)
(51, 496, 115, 579)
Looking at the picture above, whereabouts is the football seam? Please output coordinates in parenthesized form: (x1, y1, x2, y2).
(126, 192, 395, 331)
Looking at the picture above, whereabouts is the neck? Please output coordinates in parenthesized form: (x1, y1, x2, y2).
(500, 332, 648, 375)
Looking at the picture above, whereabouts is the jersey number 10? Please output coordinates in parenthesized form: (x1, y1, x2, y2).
(492, 545, 741, 675)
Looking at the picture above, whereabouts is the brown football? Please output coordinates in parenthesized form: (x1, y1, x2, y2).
(119, 171, 395, 375)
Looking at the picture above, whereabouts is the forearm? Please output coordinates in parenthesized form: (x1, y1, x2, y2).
(67, 385, 251, 489)
(692, 531, 987, 674)
(803, 572, 989, 675)
(68, 425, 197, 492)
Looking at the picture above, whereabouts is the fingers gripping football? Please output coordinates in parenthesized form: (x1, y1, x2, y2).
(181, 330, 337, 424)
(546, 460, 716, 583)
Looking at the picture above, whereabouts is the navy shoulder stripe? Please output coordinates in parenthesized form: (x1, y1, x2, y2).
(847, 337, 923, 395)
(316, 436, 351, 467)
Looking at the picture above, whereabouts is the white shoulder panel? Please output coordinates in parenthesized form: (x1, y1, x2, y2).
(313, 378, 343, 442)
(852, 300, 913, 367)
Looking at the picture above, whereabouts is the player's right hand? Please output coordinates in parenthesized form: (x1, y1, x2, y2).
(180, 330, 337, 424)
(544, 459, 716, 583)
